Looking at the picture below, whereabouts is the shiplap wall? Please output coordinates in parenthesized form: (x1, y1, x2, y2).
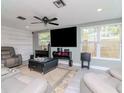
(1, 26, 33, 61)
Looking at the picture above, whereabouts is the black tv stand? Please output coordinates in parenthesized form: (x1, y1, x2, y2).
(52, 51, 73, 66)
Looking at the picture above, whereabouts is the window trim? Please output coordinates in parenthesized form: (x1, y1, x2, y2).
(80, 23, 122, 60)
(92, 57, 121, 61)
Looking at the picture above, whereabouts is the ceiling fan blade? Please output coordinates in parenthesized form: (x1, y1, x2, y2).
(49, 22, 59, 26)
(33, 16, 42, 21)
(31, 22, 43, 24)
(49, 18, 58, 21)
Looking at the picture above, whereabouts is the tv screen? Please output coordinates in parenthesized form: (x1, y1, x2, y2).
(50, 27, 77, 47)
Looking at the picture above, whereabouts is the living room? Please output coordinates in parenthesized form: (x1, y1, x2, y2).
(1, 0, 123, 93)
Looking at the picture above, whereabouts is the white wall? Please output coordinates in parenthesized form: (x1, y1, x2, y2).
(1, 26, 33, 61)
(50, 27, 81, 64)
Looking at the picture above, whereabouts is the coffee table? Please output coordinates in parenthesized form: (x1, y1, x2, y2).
(28, 58, 58, 74)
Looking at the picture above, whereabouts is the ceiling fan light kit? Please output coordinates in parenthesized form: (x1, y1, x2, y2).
(31, 16, 59, 26)
(53, 0, 66, 8)
(16, 16, 26, 20)
(16, 1, 64, 26)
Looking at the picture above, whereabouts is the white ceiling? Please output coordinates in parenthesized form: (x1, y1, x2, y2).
(1, 0, 122, 31)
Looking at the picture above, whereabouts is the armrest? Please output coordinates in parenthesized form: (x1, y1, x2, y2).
(16, 54, 22, 57)
(1, 59, 5, 64)
(15, 54, 22, 64)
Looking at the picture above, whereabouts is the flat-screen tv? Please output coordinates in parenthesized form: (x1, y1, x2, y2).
(50, 27, 77, 47)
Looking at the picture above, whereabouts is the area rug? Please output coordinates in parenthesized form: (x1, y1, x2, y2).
(54, 70, 77, 93)
(17, 65, 76, 88)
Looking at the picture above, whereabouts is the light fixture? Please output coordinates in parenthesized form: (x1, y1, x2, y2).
(17, 16, 26, 20)
(53, 0, 66, 8)
(97, 8, 103, 12)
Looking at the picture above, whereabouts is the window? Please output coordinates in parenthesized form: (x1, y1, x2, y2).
(100, 24, 121, 59)
(81, 27, 97, 57)
(38, 32, 50, 50)
(81, 23, 121, 60)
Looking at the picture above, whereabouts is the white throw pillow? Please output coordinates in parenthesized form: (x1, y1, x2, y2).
(83, 73, 118, 93)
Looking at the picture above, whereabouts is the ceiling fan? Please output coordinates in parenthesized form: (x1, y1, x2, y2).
(31, 16, 59, 26)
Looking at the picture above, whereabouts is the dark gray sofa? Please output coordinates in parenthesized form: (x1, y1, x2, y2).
(1, 46, 22, 68)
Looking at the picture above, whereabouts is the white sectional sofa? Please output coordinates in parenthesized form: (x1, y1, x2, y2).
(1, 66, 53, 93)
(65, 66, 122, 93)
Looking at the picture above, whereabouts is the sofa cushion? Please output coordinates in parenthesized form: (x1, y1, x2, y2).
(2, 73, 49, 93)
(5, 58, 16, 67)
(108, 67, 122, 81)
(2, 54, 11, 59)
(96, 73, 120, 88)
(83, 73, 118, 93)
(1, 51, 10, 55)
(80, 78, 92, 93)
(15, 75, 34, 84)
(19, 79, 48, 93)
(116, 83, 122, 93)
(2, 76, 26, 93)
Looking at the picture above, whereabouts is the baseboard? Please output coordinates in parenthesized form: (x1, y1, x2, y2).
(90, 65, 109, 71)
(58, 60, 109, 71)
(74, 63, 109, 71)
(59, 60, 68, 64)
